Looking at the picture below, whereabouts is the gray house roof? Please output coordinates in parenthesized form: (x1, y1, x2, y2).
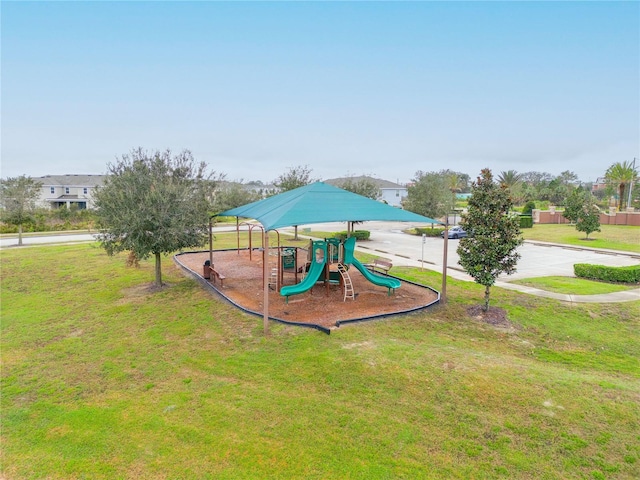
(36, 174, 105, 187)
(323, 175, 404, 189)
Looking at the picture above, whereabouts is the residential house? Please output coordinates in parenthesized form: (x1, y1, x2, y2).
(324, 176, 408, 207)
(35, 174, 105, 209)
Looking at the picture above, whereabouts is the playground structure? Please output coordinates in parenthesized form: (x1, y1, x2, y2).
(280, 236, 401, 302)
(220, 222, 401, 302)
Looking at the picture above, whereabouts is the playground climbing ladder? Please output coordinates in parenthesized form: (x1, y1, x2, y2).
(338, 263, 355, 301)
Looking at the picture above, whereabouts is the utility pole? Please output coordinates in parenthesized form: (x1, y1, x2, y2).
(627, 157, 637, 210)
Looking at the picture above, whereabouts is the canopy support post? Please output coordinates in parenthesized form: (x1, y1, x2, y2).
(209, 216, 214, 267)
(263, 229, 270, 335)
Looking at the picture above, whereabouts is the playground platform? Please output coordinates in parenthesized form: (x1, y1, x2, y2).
(175, 248, 440, 331)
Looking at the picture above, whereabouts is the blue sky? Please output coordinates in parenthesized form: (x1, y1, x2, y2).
(2, 1, 638, 184)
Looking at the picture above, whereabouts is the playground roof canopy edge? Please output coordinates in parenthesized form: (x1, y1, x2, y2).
(218, 181, 439, 230)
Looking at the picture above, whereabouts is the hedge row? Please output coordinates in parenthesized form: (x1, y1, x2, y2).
(574, 263, 640, 284)
(414, 227, 446, 237)
(333, 230, 371, 241)
(519, 215, 533, 228)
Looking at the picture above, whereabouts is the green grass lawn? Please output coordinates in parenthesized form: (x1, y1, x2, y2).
(511, 276, 638, 295)
(522, 224, 640, 253)
(2, 244, 639, 479)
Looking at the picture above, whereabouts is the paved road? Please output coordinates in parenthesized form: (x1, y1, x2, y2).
(0, 233, 97, 248)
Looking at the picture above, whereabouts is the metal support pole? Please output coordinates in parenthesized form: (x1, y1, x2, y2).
(263, 230, 270, 336)
(208, 217, 213, 267)
(441, 219, 449, 305)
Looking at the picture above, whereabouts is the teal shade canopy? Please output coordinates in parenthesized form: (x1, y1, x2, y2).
(219, 182, 439, 231)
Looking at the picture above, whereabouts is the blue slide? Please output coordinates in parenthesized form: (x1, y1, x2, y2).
(280, 240, 327, 301)
(351, 258, 401, 292)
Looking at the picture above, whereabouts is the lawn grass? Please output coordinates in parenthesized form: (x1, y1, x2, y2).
(522, 224, 640, 253)
(511, 276, 638, 295)
(2, 244, 639, 479)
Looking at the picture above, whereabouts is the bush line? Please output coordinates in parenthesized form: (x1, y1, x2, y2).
(574, 263, 640, 284)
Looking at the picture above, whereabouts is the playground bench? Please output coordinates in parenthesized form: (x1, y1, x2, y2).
(367, 258, 393, 274)
(209, 266, 226, 287)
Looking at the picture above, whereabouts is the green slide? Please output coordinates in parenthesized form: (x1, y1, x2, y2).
(280, 241, 327, 301)
(351, 258, 401, 292)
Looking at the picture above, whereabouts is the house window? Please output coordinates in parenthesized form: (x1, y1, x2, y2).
(396, 190, 400, 197)
(65, 187, 70, 194)
(83, 187, 88, 195)
(50, 187, 55, 194)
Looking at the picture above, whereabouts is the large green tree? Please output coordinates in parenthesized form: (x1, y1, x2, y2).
(0, 175, 43, 246)
(337, 176, 381, 200)
(213, 181, 261, 213)
(605, 160, 638, 210)
(273, 165, 317, 239)
(273, 165, 317, 193)
(404, 170, 456, 219)
(457, 169, 523, 312)
(94, 148, 217, 287)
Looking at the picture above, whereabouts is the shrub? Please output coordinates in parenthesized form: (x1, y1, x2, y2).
(522, 201, 536, 216)
(574, 263, 640, 284)
(519, 215, 533, 228)
(333, 230, 370, 241)
(415, 226, 446, 237)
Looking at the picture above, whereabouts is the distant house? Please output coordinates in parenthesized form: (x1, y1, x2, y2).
(35, 174, 105, 209)
(324, 176, 407, 207)
(591, 177, 608, 192)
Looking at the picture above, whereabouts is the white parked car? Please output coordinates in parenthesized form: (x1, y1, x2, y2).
(441, 226, 468, 239)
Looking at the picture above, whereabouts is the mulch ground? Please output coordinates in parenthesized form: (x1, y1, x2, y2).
(466, 305, 517, 330)
(175, 248, 439, 329)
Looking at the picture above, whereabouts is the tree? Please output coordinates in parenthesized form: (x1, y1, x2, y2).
(444, 171, 468, 207)
(457, 169, 523, 312)
(213, 181, 261, 213)
(404, 170, 456, 219)
(338, 176, 381, 200)
(521, 171, 554, 202)
(94, 148, 217, 287)
(498, 170, 524, 204)
(575, 195, 601, 239)
(0, 175, 43, 246)
(273, 165, 318, 239)
(273, 165, 317, 193)
(497, 170, 522, 189)
(563, 186, 588, 224)
(605, 160, 638, 211)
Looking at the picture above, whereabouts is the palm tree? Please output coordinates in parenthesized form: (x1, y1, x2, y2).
(605, 160, 638, 210)
(497, 170, 524, 204)
(447, 173, 465, 194)
(497, 170, 523, 188)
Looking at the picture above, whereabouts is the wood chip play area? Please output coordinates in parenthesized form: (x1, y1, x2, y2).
(175, 245, 439, 331)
